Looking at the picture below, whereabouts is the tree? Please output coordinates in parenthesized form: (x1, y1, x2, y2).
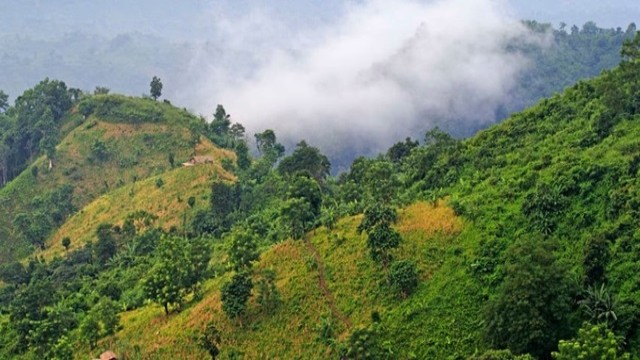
(89, 298, 120, 337)
(8, 273, 55, 352)
(209, 105, 231, 147)
(366, 223, 401, 269)
(621, 30, 640, 62)
(189, 119, 204, 153)
(484, 237, 574, 358)
(288, 174, 323, 217)
(50, 336, 74, 360)
(363, 160, 399, 202)
(142, 234, 210, 313)
(221, 272, 253, 320)
(521, 183, 566, 236)
(61, 237, 71, 251)
(357, 205, 397, 235)
(0, 262, 29, 285)
(94, 86, 110, 95)
(94, 223, 117, 266)
(277, 141, 331, 182)
(186, 236, 212, 297)
(254, 129, 285, 163)
(356, 204, 401, 270)
(228, 231, 259, 271)
(388, 260, 418, 298)
(150, 76, 163, 100)
(386, 137, 418, 164)
(38, 109, 58, 168)
(0, 141, 9, 185)
(67, 87, 83, 102)
(280, 197, 314, 240)
(13, 211, 50, 250)
(143, 235, 191, 315)
(552, 323, 630, 360)
(234, 141, 251, 170)
(197, 322, 222, 359)
(0, 90, 8, 112)
(229, 122, 245, 146)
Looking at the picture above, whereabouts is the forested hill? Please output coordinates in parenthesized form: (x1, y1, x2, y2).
(500, 21, 637, 124)
(0, 28, 639, 360)
(0, 91, 236, 261)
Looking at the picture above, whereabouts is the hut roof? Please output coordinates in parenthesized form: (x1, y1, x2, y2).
(99, 350, 118, 360)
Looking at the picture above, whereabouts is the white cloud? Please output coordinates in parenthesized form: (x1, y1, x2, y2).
(181, 0, 540, 161)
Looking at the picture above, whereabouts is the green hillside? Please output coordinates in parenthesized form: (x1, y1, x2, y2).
(87, 201, 465, 359)
(1, 31, 639, 360)
(0, 94, 209, 261)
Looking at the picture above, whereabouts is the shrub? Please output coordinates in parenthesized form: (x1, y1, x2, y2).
(340, 325, 392, 360)
(197, 322, 222, 359)
(61, 237, 71, 250)
(221, 272, 253, 320)
(388, 260, 419, 298)
(552, 323, 630, 359)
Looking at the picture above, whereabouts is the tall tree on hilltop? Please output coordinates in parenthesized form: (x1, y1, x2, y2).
(150, 76, 163, 100)
(277, 140, 331, 182)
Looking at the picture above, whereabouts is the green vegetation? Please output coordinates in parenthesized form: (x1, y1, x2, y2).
(0, 26, 639, 360)
(0, 90, 229, 261)
(552, 323, 631, 359)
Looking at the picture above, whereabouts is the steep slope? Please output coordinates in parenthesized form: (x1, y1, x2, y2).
(83, 201, 466, 359)
(0, 95, 215, 261)
(42, 142, 235, 259)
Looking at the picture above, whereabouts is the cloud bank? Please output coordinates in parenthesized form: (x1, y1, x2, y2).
(184, 0, 539, 162)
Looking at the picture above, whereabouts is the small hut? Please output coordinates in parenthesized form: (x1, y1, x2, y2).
(99, 350, 118, 360)
(182, 155, 215, 167)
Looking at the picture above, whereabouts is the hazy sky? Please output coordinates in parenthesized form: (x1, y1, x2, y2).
(1, 1, 637, 39)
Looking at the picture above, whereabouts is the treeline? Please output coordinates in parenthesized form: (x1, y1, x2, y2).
(503, 21, 638, 121)
(0, 79, 77, 186)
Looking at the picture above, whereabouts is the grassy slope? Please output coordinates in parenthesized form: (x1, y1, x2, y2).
(42, 146, 235, 259)
(81, 201, 475, 359)
(0, 97, 216, 261)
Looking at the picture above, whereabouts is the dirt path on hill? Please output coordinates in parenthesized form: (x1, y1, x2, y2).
(304, 236, 353, 329)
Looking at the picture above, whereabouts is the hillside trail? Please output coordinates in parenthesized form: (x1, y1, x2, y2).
(304, 235, 353, 330)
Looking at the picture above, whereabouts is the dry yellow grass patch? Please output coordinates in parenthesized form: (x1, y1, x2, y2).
(93, 240, 332, 359)
(397, 199, 462, 236)
(99, 122, 170, 138)
(42, 162, 234, 259)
